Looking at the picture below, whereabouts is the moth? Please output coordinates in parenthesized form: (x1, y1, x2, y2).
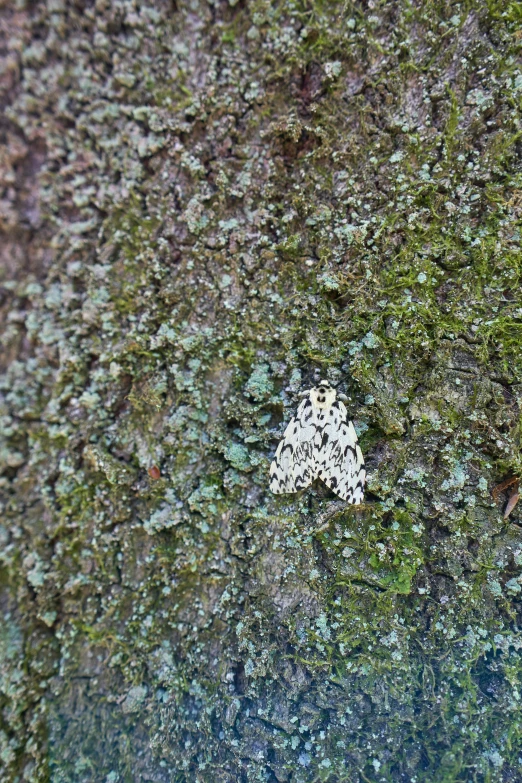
(269, 380, 365, 504)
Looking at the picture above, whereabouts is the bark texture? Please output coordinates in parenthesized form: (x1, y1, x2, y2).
(1, 1, 522, 781)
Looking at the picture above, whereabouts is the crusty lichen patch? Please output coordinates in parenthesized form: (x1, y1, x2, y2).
(1, 0, 522, 781)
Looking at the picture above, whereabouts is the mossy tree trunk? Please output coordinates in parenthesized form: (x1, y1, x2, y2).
(1, 1, 522, 781)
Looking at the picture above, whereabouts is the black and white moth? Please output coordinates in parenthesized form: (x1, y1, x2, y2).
(269, 379, 365, 504)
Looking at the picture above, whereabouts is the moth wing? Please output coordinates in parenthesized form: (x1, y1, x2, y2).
(316, 401, 365, 504)
(269, 398, 318, 494)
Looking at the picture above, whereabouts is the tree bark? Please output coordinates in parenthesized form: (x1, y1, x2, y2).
(1, 1, 522, 781)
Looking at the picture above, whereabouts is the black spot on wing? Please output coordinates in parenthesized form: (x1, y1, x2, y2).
(332, 400, 347, 422)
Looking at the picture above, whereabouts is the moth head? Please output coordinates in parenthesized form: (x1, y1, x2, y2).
(310, 379, 336, 409)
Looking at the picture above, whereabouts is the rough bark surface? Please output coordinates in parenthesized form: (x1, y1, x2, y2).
(1, 1, 522, 781)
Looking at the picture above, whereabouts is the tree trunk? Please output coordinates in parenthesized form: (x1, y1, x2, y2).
(1, 1, 522, 781)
